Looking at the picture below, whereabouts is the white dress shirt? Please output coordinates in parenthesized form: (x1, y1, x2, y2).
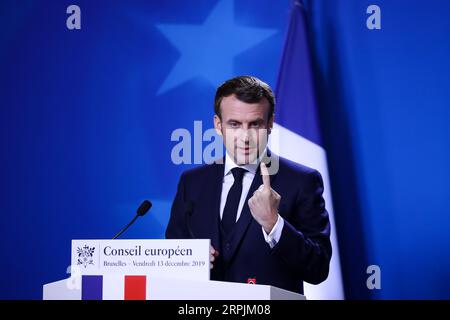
(220, 151, 284, 248)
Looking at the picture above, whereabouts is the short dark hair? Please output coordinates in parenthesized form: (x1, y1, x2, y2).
(214, 76, 275, 119)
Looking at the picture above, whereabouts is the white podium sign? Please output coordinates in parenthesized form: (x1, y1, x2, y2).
(43, 239, 305, 300)
(71, 239, 210, 280)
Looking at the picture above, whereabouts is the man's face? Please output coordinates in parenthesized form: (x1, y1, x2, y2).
(214, 94, 274, 165)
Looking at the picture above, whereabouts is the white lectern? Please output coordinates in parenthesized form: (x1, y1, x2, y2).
(43, 239, 305, 300)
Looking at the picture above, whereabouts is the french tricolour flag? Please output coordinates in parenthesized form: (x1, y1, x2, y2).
(82, 275, 147, 300)
(270, 0, 344, 299)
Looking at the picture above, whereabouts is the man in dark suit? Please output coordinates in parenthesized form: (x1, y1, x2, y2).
(166, 76, 331, 294)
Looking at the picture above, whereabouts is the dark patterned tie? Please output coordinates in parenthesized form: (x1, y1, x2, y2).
(221, 167, 247, 235)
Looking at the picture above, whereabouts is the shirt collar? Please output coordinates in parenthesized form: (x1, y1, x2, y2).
(224, 148, 267, 177)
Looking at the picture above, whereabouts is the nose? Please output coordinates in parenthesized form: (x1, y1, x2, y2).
(236, 128, 252, 146)
(242, 129, 250, 142)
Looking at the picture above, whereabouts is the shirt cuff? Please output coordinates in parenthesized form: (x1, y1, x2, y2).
(262, 215, 284, 249)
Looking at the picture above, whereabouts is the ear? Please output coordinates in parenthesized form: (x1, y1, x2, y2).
(214, 115, 222, 136)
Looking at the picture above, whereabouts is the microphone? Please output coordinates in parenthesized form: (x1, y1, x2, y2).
(112, 200, 152, 239)
(184, 201, 195, 239)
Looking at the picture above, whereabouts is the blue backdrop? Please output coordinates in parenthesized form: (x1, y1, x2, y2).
(0, 0, 449, 299)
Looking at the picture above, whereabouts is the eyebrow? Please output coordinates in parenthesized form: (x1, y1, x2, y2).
(226, 118, 264, 124)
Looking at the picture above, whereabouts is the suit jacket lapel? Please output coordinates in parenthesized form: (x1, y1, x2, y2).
(208, 159, 224, 251)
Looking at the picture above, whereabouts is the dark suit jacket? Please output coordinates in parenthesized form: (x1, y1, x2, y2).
(166, 154, 331, 294)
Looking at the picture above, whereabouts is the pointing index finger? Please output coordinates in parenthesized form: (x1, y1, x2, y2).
(260, 162, 270, 190)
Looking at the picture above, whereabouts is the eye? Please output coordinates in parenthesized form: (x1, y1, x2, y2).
(229, 122, 240, 128)
(250, 122, 261, 128)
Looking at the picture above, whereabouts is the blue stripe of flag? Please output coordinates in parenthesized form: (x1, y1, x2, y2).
(82, 275, 103, 300)
(275, 0, 322, 146)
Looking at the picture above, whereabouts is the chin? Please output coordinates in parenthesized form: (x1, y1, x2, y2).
(235, 152, 258, 165)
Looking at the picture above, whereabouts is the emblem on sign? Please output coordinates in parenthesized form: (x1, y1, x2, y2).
(77, 245, 95, 268)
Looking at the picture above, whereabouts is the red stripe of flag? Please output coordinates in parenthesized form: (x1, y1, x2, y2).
(124, 275, 146, 300)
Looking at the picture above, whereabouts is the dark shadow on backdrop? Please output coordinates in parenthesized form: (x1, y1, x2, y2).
(302, 0, 373, 299)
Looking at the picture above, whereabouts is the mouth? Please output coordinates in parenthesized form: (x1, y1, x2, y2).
(237, 147, 254, 155)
